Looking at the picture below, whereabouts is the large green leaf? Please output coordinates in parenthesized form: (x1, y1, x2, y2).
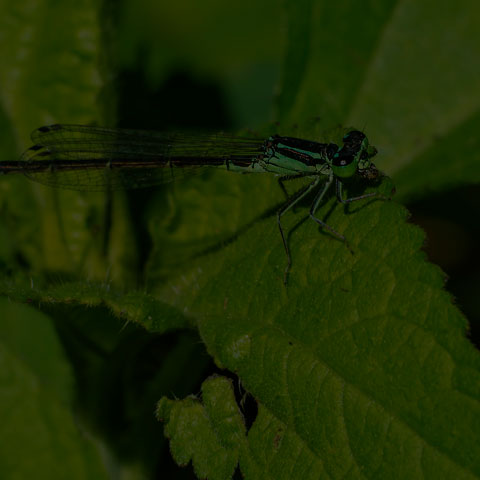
(0, 298, 109, 479)
(156, 179, 480, 478)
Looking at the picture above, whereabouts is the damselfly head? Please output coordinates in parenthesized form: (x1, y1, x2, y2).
(332, 130, 377, 178)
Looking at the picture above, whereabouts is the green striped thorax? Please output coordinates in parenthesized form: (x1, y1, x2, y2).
(262, 129, 378, 180)
(331, 130, 378, 179)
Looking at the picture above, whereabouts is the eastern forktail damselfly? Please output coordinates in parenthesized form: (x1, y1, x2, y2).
(2, 124, 384, 283)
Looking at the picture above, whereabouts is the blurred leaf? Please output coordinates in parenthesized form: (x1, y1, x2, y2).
(348, 1, 480, 175)
(114, 0, 284, 128)
(0, 298, 108, 479)
(276, 0, 314, 119)
(392, 110, 480, 202)
(0, 178, 138, 286)
(0, 0, 102, 146)
(0, 0, 131, 283)
(280, 0, 480, 200)
(278, 0, 397, 129)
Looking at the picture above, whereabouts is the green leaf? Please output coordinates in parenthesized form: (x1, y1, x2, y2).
(0, 280, 191, 334)
(241, 406, 324, 479)
(156, 176, 480, 478)
(157, 375, 246, 480)
(0, 298, 108, 479)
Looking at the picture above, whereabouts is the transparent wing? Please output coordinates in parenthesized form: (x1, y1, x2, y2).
(20, 124, 264, 191)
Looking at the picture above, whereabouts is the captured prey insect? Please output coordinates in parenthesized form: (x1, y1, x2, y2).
(2, 124, 385, 283)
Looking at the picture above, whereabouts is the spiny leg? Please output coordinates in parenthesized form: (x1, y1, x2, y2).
(335, 178, 380, 204)
(277, 176, 321, 284)
(309, 175, 345, 241)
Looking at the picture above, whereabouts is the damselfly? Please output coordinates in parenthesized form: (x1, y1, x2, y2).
(2, 124, 385, 283)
